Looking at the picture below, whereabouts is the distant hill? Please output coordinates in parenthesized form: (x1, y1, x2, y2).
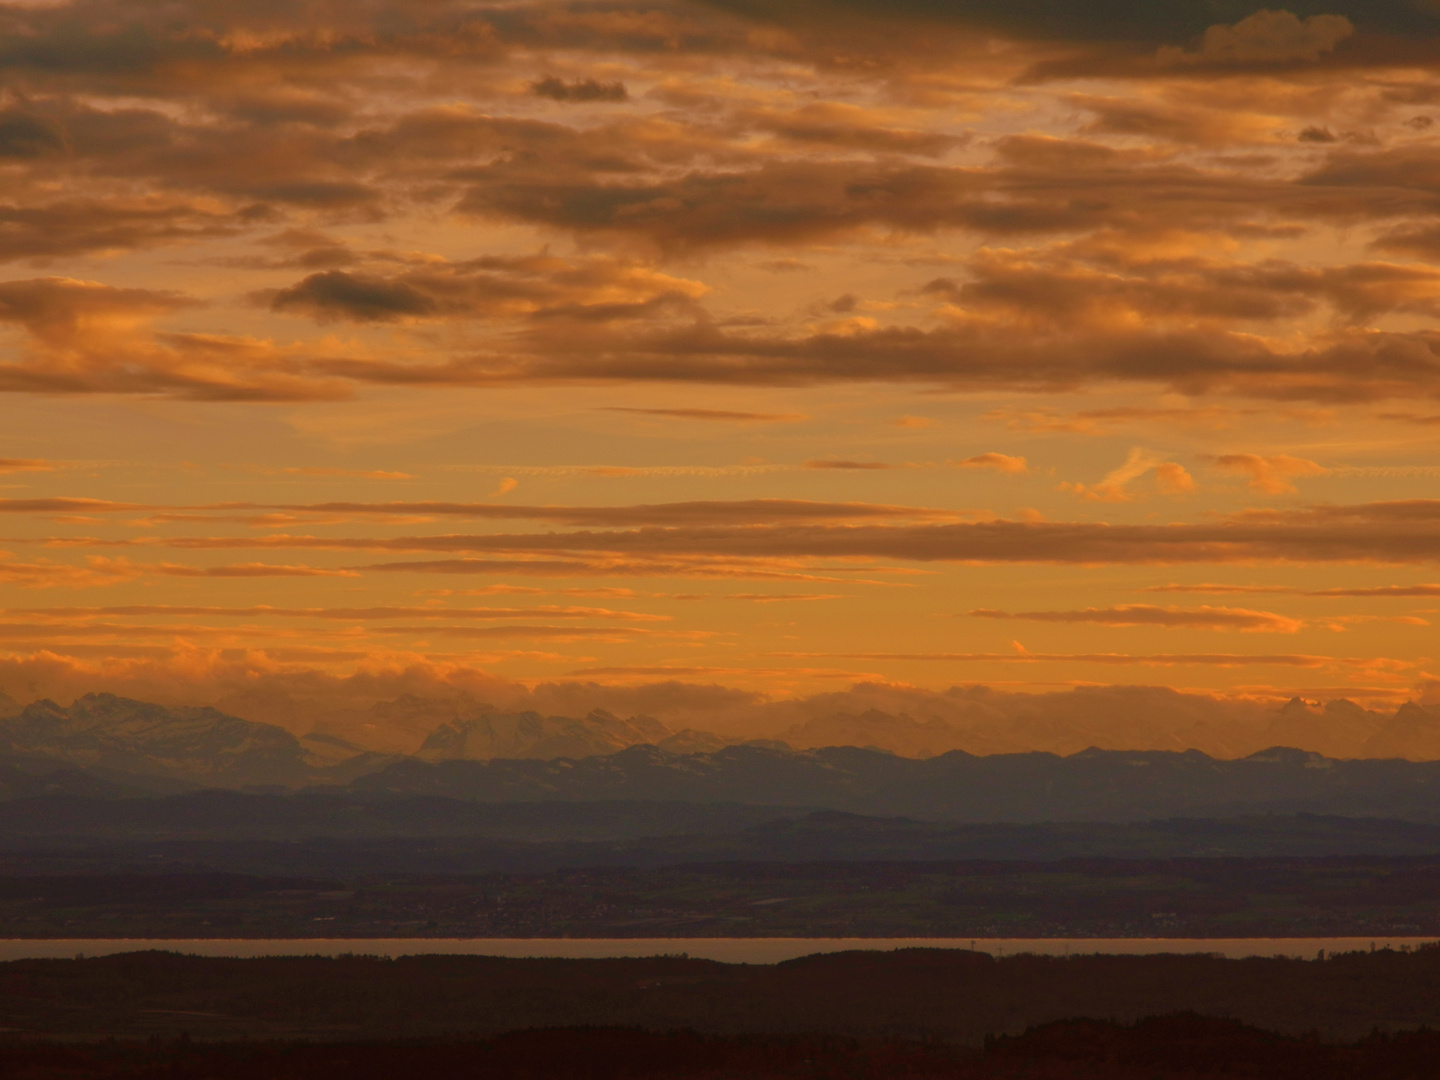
(4, 800, 1440, 875)
(347, 743, 1440, 822)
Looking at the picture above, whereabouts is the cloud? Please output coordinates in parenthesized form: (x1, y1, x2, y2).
(261, 467, 412, 480)
(25, 498, 1440, 570)
(247, 498, 1440, 568)
(1208, 453, 1330, 494)
(702, 0, 1430, 48)
(0, 198, 237, 263)
(274, 498, 957, 526)
(0, 496, 960, 526)
(734, 101, 961, 157)
(1158, 10, 1355, 68)
(12, 603, 669, 623)
(531, 76, 629, 103)
(0, 458, 56, 474)
(0, 498, 155, 513)
(262, 255, 707, 325)
(1155, 462, 1198, 495)
(953, 452, 1027, 474)
(600, 407, 807, 422)
(969, 604, 1305, 633)
(354, 556, 895, 582)
(794, 649, 1377, 669)
(0, 277, 350, 402)
(1148, 582, 1440, 598)
(1060, 448, 1192, 502)
(148, 562, 360, 579)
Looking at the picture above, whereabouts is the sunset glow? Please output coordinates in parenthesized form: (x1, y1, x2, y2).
(0, 0, 1437, 751)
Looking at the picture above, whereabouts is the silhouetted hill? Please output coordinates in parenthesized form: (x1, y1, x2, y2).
(0, 793, 793, 845)
(0, 757, 149, 801)
(6, 947, 1440, 1044)
(345, 743, 1440, 822)
(10, 796, 1440, 865)
(11, 1016, 1440, 1079)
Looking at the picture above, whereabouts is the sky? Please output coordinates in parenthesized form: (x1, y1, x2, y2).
(0, 0, 1438, 745)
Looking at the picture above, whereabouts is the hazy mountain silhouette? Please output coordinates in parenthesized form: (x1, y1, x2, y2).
(417, 708, 672, 762)
(347, 743, 1440, 822)
(781, 709, 983, 757)
(3, 693, 1440, 804)
(0, 693, 330, 788)
(1364, 702, 1440, 760)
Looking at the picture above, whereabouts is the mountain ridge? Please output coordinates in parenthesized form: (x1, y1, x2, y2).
(343, 741, 1440, 822)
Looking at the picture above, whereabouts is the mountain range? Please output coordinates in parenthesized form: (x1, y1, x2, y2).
(347, 743, 1440, 822)
(3, 693, 1440, 824)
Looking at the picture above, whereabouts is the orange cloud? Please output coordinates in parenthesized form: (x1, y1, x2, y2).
(1060, 448, 1192, 502)
(1209, 453, 1330, 494)
(969, 604, 1305, 633)
(953, 452, 1028, 474)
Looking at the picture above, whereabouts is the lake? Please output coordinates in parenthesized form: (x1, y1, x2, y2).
(3, 937, 1433, 964)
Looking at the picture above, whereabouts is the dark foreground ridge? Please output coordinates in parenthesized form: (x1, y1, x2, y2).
(3, 946, 1440, 1044)
(7, 1016, 1440, 1080)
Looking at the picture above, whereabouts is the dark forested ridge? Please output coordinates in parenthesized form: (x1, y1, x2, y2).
(9, 1017, 1440, 1080)
(3, 947, 1440, 1045)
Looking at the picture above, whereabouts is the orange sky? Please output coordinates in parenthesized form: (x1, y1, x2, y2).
(0, 0, 1437, 735)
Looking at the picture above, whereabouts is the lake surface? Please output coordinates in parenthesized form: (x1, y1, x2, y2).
(3, 937, 1433, 964)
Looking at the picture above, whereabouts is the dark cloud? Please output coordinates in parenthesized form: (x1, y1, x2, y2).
(444, 134, 1440, 257)
(700, 0, 1439, 43)
(312, 310, 1440, 404)
(599, 407, 806, 422)
(1148, 582, 1440, 598)
(0, 199, 238, 262)
(0, 496, 955, 526)
(736, 103, 961, 157)
(260, 497, 961, 526)
(969, 604, 1303, 632)
(262, 254, 705, 325)
(12, 603, 665, 622)
(120, 499, 1440, 568)
(0, 1, 1438, 413)
(0, 110, 68, 158)
(532, 76, 629, 103)
(0, 498, 151, 513)
(268, 270, 439, 322)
